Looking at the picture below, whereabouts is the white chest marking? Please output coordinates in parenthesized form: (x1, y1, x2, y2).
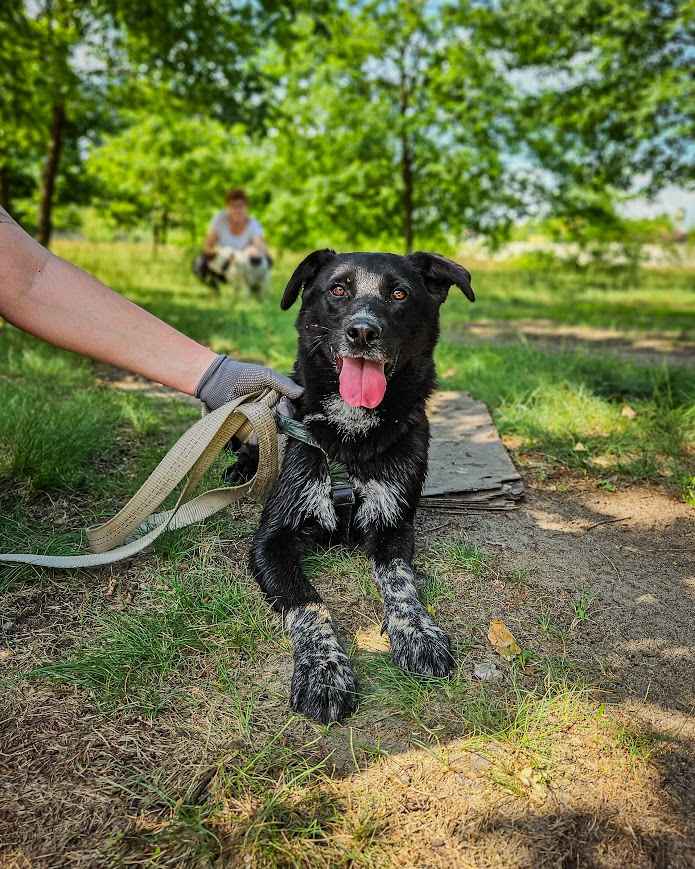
(352, 479, 407, 530)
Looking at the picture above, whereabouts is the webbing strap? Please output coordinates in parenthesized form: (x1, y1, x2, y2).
(0, 389, 280, 569)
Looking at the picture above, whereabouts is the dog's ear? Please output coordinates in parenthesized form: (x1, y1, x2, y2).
(407, 252, 474, 303)
(281, 249, 337, 310)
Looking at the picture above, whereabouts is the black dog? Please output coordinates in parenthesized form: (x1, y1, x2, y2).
(248, 249, 474, 723)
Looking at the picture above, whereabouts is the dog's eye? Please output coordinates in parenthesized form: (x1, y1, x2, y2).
(391, 287, 409, 301)
(329, 284, 348, 298)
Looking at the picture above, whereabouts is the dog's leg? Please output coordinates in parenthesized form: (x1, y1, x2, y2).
(250, 443, 357, 723)
(365, 525, 453, 678)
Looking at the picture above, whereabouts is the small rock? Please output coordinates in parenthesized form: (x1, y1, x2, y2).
(473, 661, 501, 681)
(431, 837, 446, 848)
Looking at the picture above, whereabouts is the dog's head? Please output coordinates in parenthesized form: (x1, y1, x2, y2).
(281, 250, 473, 409)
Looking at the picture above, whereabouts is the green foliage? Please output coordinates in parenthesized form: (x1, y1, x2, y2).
(87, 110, 264, 245)
(481, 0, 695, 219)
(84, 1, 528, 251)
(5, 1, 691, 249)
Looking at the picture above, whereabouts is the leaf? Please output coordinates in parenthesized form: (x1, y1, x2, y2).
(517, 766, 547, 799)
(621, 404, 637, 419)
(573, 442, 587, 452)
(488, 619, 522, 660)
(0, 648, 14, 663)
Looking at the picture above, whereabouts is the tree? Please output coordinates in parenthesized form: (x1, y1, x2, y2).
(2, 0, 335, 246)
(250, 0, 526, 253)
(87, 107, 264, 247)
(0, 8, 47, 221)
(478, 0, 695, 224)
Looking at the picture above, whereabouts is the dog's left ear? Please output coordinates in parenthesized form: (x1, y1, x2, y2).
(281, 248, 337, 310)
(407, 252, 474, 303)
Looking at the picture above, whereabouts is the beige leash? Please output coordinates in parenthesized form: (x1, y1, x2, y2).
(0, 389, 280, 569)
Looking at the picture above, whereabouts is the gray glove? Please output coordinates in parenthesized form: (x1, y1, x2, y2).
(195, 354, 303, 411)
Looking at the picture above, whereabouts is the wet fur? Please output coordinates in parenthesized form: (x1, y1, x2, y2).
(248, 250, 473, 723)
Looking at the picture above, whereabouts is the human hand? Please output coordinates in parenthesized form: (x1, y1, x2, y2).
(195, 354, 303, 411)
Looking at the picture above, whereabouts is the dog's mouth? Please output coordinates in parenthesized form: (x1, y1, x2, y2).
(335, 355, 387, 409)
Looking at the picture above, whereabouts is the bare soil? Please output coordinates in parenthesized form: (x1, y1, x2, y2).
(445, 319, 695, 368)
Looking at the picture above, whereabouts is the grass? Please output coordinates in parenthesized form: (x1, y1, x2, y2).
(458, 264, 695, 335)
(32, 562, 275, 713)
(116, 723, 389, 868)
(1, 241, 693, 501)
(1, 241, 693, 867)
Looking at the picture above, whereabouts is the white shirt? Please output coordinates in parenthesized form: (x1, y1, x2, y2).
(209, 211, 264, 250)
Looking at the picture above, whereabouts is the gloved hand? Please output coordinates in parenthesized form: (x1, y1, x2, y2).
(195, 354, 303, 411)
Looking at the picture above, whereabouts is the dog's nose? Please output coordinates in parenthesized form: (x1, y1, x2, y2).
(250, 255, 262, 266)
(346, 318, 382, 346)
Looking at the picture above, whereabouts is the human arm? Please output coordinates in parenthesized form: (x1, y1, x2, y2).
(203, 226, 219, 256)
(0, 207, 301, 405)
(248, 234, 268, 257)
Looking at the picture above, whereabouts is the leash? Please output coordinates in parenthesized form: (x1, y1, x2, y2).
(0, 388, 357, 570)
(0, 389, 290, 569)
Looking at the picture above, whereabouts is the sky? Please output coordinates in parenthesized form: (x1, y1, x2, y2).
(620, 186, 695, 229)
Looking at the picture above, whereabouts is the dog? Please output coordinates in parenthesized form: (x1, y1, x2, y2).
(194, 246, 271, 296)
(246, 249, 474, 723)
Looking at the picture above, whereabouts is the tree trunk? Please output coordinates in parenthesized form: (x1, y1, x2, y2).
(0, 166, 11, 212)
(401, 131, 414, 254)
(399, 54, 414, 254)
(37, 101, 66, 247)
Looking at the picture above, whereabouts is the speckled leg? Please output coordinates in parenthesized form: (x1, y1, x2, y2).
(285, 604, 357, 723)
(373, 557, 453, 678)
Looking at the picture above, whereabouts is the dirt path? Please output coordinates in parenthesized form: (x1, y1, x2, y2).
(445, 319, 695, 368)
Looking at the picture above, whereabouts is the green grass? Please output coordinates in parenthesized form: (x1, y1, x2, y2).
(457, 265, 695, 335)
(437, 343, 695, 499)
(421, 538, 493, 578)
(32, 563, 274, 713)
(2, 241, 692, 501)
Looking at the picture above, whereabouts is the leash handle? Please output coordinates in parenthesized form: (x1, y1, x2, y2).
(0, 390, 281, 569)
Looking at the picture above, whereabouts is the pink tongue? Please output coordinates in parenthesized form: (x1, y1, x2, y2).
(339, 357, 387, 408)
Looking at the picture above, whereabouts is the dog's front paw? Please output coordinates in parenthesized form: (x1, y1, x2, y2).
(290, 645, 357, 724)
(386, 602, 453, 678)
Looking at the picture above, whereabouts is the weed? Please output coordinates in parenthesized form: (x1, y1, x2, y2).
(570, 591, 597, 630)
(505, 567, 531, 586)
(422, 538, 493, 579)
(537, 610, 567, 641)
(358, 651, 446, 720)
(305, 546, 376, 599)
(611, 722, 669, 763)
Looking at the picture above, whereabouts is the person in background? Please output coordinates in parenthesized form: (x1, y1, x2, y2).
(0, 206, 302, 410)
(205, 188, 267, 258)
(195, 188, 272, 295)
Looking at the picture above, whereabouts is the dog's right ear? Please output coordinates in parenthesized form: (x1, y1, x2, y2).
(281, 249, 337, 310)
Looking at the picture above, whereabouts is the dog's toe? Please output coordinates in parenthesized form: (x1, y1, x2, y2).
(290, 650, 358, 723)
(387, 605, 453, 678)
